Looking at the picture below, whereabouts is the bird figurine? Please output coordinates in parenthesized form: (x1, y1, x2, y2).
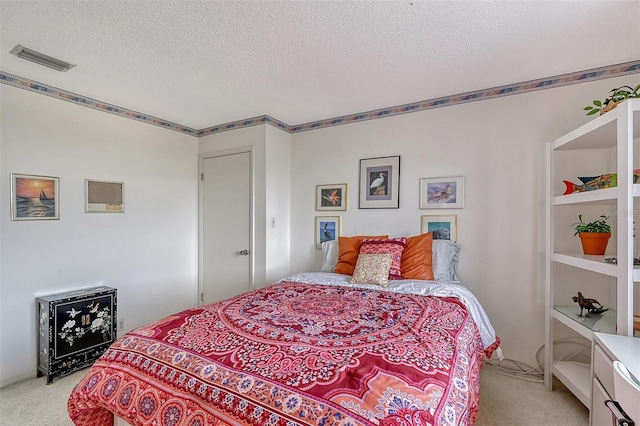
(572, 292, 608, 317)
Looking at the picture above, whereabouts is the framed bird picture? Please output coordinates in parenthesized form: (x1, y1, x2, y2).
(419, 176, 464, 209)
(316, 183, 347, 211)
(359, 155, 400, 209)
(315, 216, 340, 249)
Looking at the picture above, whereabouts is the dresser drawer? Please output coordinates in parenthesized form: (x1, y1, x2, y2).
(591, 377, 613, 426)
(593, 344, 614, 397)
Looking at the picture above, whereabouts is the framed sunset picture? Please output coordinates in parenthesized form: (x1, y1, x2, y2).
(11, 173, 60, 220)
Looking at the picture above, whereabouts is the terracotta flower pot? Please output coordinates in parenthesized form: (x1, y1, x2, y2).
(579, 232, 611, 255)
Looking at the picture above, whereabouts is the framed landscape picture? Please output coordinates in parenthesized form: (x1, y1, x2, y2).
(11, 173, 60, 220)
(316, 183, 347, 211)
(359, 155, 400, 209)
(315, 216, 340, 249)
(421, 215, 457, 242)
(419, 176, 464, 209)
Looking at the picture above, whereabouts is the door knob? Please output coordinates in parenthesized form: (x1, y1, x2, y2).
(239, 249, 249, 256)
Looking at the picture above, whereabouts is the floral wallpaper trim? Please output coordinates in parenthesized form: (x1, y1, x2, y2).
(2, 59, 639, 137)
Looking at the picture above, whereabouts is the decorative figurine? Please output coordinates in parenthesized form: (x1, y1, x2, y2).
(572, 292, 608, 317)
(563, 169, 640, 195)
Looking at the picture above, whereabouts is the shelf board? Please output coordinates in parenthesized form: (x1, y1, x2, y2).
(553, 112, 617, 150)
(553, 306, 617, 338)
(553, 252, 640, 281)
(552, 252, 617, 276)
(553, 185, 640, 205)
(553, 99, 640, 151)
(553, 361, 590, 407)
(553, 187, 619, 205)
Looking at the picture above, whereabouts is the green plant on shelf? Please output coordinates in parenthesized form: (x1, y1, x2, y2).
(573, 214, 611, 236)
(583, 84, 640, 116)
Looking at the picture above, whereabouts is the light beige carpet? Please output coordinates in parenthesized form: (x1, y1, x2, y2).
(0, 367, 588, 425)
(477, 370, 588, 425)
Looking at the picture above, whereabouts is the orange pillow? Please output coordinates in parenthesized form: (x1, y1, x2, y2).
(334, 235, 388, 275)
(401, 232, 434, 280)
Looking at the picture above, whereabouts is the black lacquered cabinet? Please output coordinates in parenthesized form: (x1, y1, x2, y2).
(36, 286, 117, 384)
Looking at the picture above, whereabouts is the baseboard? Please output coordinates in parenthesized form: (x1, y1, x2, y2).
(0, 372, 38, 389)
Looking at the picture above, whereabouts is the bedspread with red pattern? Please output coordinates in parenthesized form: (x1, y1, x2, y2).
(68, 281, 488, 426)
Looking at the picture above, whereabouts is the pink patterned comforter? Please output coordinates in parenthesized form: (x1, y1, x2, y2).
(68, 281, 495, 426)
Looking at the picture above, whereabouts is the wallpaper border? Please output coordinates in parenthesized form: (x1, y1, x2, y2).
(2, 59, 639, 137)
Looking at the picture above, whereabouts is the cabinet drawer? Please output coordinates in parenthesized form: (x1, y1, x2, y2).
(593, 344, 614, 397)
(591, 377, 613, 426)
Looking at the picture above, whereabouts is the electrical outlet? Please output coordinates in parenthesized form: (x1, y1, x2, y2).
(118, 319, 125, 331)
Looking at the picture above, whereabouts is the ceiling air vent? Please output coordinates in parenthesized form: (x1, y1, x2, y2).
(10, 44, 76, 72)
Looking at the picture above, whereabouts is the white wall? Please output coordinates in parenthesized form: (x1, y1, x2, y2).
(288, 75, 635, 367)
(0, 85, 199, 387)
(265, 125, 292, 284)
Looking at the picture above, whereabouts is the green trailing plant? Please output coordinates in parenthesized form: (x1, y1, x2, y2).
(584, 85, 640, 115)
(573, 214, 611, 236)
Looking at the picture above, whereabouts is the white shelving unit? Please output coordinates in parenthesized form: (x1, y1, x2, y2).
(545, 99, 639, 407)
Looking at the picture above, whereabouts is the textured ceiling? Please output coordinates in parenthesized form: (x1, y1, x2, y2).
(1, 0, 639, 130)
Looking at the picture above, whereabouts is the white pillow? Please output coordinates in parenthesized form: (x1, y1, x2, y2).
(432, 239, 461, 282)
(321, 239, 339, 272)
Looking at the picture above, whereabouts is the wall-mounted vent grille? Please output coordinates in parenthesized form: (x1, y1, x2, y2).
(85, 180, 124, 213)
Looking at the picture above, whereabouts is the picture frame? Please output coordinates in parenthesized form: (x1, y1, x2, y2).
(359, 155, 400, 209)
(316, 183, 347, 211)
(421, 215, 457, 242)
(315, 216, 340, 249)
(11, 173, 60, 220)
(419, 175, 464, 209)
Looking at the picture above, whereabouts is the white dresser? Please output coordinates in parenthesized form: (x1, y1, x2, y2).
(590, 333, 640, 426)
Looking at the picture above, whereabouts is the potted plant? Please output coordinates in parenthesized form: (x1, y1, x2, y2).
(573, 214, 611, 255)
(583, 84, 640, 116)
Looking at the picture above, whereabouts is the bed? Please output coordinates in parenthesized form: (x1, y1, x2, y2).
(68, 237, 499, 426)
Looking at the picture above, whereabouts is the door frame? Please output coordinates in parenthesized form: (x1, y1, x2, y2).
(198, 146, 254, 307)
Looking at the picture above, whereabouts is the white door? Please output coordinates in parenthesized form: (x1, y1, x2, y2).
(201, 151, 252, 305)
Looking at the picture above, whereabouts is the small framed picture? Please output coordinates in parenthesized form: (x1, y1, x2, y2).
(419, 176, 464, 209)
(11, 173, 60, 220)
(315, 216, 340, 249)
(316, 183, 347, 211)
(359, 155, 400, 209)
(421, 215, 457, 242)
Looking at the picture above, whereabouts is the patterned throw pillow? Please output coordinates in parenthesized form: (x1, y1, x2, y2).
(359, 237, 407, 280)
(350, 253, 393, 286)
(334, 235, 389, 275)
